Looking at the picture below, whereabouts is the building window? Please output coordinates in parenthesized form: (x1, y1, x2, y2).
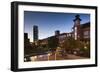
(67, 34, 71, 37)
(74, 27, 77, 40)
(83, 31, 89, 38)
(59, 35, 66, 39)
(84, 31, 88, 35)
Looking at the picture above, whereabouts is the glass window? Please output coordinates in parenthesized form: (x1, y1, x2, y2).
(83, 31, 89, 38)
(74, 27, 77, 40)
(84, 31, 89, 36)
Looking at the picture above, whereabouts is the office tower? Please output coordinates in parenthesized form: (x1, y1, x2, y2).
(24, 33, 28, 40)
(24, 33, 30, 44)
(33, 25, 38, 42)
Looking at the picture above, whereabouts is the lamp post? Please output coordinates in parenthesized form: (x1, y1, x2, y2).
(55, 52, 56, 60)
(84, 46, 87, 50)
(48, 53, 51, 61)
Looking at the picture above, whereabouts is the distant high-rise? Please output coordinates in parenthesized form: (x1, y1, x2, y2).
(24, 33, 30, 44)
(24, 33, 28, 40)
(33, 25, 38, 42)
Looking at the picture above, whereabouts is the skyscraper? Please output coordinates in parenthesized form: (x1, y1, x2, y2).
(24, 33, 28, 40)
(33, 25, 38, 42)
(24, 33, 30, 45)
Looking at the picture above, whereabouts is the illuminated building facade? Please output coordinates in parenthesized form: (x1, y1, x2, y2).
(72, 15, 90, 41)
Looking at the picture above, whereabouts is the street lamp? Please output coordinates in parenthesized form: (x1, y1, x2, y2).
(48, 53, 51, 61)
(55, 52, 56, 60)
(84, 46, 87, 50)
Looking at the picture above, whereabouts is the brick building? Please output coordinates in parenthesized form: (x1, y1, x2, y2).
(32, 14, 90, 47)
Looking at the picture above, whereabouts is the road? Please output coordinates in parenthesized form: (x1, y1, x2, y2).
(30, 53, 88, 61)
(30, 54, 48, 61)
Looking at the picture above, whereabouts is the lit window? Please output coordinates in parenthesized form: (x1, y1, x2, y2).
(74, 27, 77, 40)
(84, 31, 89, 35)
(83, 31, 90, 38)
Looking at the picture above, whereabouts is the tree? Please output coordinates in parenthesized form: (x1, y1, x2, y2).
(62, 37, 76, 51)
(48, 36, 59, 51)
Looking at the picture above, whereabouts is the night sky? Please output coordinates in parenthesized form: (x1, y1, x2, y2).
(24, 11, 90, 42)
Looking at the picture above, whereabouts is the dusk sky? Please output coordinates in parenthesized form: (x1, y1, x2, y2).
(24, 11, 90, 42)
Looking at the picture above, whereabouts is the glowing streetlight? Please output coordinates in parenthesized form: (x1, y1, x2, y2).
(55, 52, 56, 60)
(48, 53, 51, 61)
(84, 46, 87, 50)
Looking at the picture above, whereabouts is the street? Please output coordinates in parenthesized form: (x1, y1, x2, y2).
(30, 53, 88, 62)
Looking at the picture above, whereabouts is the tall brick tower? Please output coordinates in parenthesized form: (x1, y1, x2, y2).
(73, 15, 81, 40)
